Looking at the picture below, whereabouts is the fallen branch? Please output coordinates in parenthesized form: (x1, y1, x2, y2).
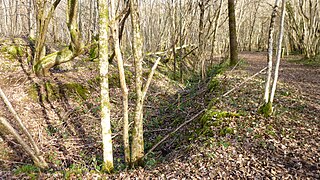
(0, 87, 48, 169)
(144, 109, 206, 157)
(0, 87, 40, 155)
(0, 117, 48, 169)
(146, 44, 197, 57)
(222, 66, 267, 97)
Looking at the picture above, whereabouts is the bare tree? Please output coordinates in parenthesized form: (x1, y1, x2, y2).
(98, 0, 113, 172)
(260, 0, 286, 116)
(110, 0, 130, 166)
(228, 0, 239, 66)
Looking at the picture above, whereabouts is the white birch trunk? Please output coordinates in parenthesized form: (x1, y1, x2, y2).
(264, 0, 279, 103)
(270, 0, 286, 104)
(98, 0, 113, 172)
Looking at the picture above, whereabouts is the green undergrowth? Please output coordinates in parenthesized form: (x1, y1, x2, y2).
(0, 38, 28, 59)
(198, 108, 241, 137)
(14, 164, 39, 180)
(27, 81, 89, 102)
(258, 102, 273, 117)
(288, 55, 320, 66)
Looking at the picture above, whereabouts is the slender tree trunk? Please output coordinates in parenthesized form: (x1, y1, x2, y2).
(264, 0, 279, 104)
(270, 0, 286, 104)
(210, 0, 223, 58)
(248, 2, 260, 51)
(179, 0, 183, 81)
(260, 0, 285, 117)
(130, 0, 145, 167)
(2, 0, 9, 36)
(198, 1, 205, 79)
(33, 0, 83, 76)
(33, 0, 62, 66)
(171, 0, 177, 80)
(0, 88, 48, 169)
(228, 0, 239, 66)
(98, 0, 113, 173)
(110, 0, 130, 166)
(28, 0, 35, 38)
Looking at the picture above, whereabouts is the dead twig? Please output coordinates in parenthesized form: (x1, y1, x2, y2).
(222, 66, 267, 97)
(144, 109, 206, 157)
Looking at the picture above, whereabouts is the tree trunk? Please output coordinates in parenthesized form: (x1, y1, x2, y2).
(130, 0, 145, 167)
(2, 0, 9, 36)
(110, 0, 130, 166)
(198, 1, 205, 79)
(33, 0, 62, 66)
(34, 0, 83, 76)
(260, 0, 285, 117)
(263, 0, 279, 104)
(210, 0, 223, 59)
(228, 0, 238, 66)
(98, 0, 113, 173)
(248, 2, 260, 51)
(270, 0, 286, 104)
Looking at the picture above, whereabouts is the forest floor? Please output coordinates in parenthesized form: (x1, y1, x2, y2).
(0, 50, 319, 179)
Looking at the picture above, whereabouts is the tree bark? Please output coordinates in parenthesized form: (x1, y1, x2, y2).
(263, 0, 279, 104)
(34, 0, 83, 76)
(33, 0, 62, 66)
(228, 0, 239, 66)
(270, 0, 286, 104)
(130, 0, 145, 167)
(110, 0, 130, 166)
(98, 0, 113, 172)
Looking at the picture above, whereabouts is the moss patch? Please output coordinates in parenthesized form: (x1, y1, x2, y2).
(198, 108, 240, 137)
(258, 102, 273, 117)
(62, 83, 89, 100)
(89, 45, 98, 60)
(27, 82, 89, 102)
(207, 78, 220, 92)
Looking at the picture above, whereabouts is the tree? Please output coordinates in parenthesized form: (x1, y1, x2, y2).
(260, 0, 286, 116)
(130, 0, 145, 166)
(33, 0, 62, 66)
(33, 0, 83, 76)
(228, 0, 239, 66)
(130, 0, 161, 166)
(286, 0, 320, 58)
(263, 0, 279, 107)
(110, 0, 130, 165)
(98, 0, 113, 172)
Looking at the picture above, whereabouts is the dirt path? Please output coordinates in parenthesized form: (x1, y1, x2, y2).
(240, 51, 320, 113)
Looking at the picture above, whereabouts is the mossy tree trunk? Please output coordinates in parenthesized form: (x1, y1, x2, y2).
(98, 0, 114, 173)
(33, 0, 62, 66)
(228, 0, 239, 66)
(129, 0, 161, 167)
(33, 0, 83, 76)
(110, 0, 130, 166)
(130, 0, 145, 167)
